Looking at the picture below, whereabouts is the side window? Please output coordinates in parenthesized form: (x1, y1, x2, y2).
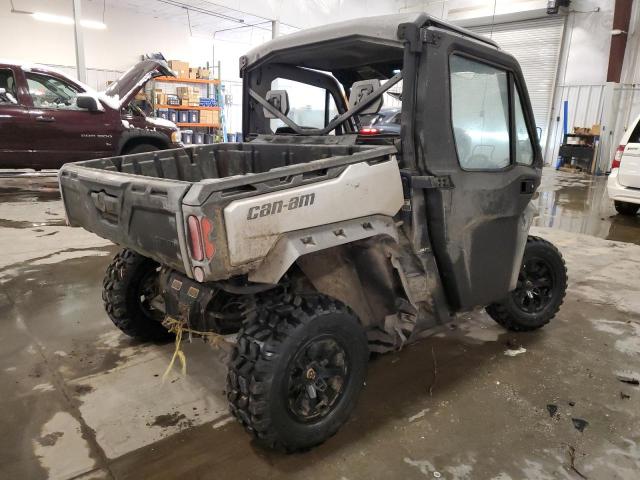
(450, 55, 510, 170)
(26, 72, 81, 110)
(269, 78, 338, 132)
(513, 85, 534, 165)
(0, 69, 18, 105)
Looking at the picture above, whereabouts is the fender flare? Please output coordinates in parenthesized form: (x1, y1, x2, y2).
(248, 215, 398, 284)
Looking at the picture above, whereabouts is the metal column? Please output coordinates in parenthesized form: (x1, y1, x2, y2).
(72, 0, 87, 83)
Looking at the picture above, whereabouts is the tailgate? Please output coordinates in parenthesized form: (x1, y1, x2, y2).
(59, 165, 191, 272)
(619, 143, 640, 188)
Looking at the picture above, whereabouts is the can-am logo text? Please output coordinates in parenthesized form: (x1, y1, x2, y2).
(246, 193, 315, 220)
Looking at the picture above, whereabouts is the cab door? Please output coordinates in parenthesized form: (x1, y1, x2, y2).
(415, 28, 541, 311)
(0, 66, 33, 168)
(24, 71, 115, 169)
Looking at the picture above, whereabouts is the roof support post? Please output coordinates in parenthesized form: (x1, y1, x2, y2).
(72, 0, 87, 83)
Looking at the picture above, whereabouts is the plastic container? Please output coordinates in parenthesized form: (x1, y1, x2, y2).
(204, 133, 215, 144)
(189, 110, 199, 123)
(156, 109, 169, 120)
(193, 132, 204, 144)
(181, 130, 193, 144)
(226, 133, 236, 142)
(167, 109, 178, 123)
(178, 111, 189, 123)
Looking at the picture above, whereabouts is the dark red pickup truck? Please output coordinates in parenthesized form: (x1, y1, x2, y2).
(0, 57, 182, 169)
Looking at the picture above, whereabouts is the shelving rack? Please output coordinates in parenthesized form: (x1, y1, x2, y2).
(149, 62, 225, 139)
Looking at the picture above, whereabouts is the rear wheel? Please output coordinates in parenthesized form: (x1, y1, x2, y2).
(486, 236, 567, 332)
(227, 293, 368, 451)
(102, 249, 172, 341)
(614, 201, 639, 216)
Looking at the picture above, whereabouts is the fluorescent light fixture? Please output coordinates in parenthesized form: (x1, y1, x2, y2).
(33, 12, 74, 25)
(32, 11, 106, 29)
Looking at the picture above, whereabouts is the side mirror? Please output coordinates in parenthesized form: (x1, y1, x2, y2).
(349, 80, 383, 115)
(263, 90, 289, 119)
(77, 93, 102, 112)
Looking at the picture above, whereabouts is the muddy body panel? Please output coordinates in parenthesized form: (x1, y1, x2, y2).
(59, 142, 401, 282)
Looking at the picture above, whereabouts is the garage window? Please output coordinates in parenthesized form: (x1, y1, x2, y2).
(26, 72, 81, 110)
(0, 69, 18, 105)
(450, 55, 510, 170)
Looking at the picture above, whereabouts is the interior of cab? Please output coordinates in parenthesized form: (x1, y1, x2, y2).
(244, 37, 404, 145)
(0, 69, 18, 104)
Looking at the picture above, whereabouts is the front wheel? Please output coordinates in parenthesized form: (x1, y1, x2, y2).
(614, 200, 639, 216)
(486, 236, 567, 332)
(227, 294, 369, 451)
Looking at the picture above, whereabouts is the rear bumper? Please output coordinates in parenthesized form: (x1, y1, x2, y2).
(607, 169, 640, 205)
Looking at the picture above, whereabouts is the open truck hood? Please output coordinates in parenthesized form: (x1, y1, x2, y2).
(103, 57, 174, 109)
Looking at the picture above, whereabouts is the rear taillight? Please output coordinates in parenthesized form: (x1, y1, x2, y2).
(187, 215, 216, 263)
(612, 145, 625, 169)
(187, 215, 203, 261)
(200, 217, 216, 259)
(359, 127, 379, 135)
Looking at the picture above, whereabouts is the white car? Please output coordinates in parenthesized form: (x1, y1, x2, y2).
(608, 115, 640, 216)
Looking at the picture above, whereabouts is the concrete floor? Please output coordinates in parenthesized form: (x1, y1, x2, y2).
(0, 169, 639, 479)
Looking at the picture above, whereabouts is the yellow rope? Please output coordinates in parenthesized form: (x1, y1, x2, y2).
(161, 316, 228, 383)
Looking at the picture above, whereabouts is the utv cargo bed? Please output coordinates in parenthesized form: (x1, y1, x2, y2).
(59, 142, 397, 274)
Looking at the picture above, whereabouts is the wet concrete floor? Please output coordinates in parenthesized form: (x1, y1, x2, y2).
(0, 168, 639, 479)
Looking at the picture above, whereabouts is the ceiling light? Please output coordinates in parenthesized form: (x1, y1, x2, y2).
(31, 11, 106, 29)
(32, 12, 74, 25)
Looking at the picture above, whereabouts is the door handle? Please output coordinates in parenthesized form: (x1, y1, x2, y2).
(35, 115, 55, 122)
(520, 179, 536, 194)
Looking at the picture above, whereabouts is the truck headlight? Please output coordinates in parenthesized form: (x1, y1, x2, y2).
(171, 130, 181, 143)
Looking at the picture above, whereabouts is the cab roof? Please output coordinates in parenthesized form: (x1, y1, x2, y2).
(240, 12, 499, 72)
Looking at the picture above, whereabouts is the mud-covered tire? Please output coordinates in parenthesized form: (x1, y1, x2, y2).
(486, 236, 567, 332)
(102, 249, 172, 341)
(226, 293, 368, 452)
(614, 201, 639, 216)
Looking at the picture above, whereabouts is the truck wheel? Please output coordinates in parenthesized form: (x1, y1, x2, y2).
(227, 294, 369, 451)
(614, 201, 639, 216)
(102, 249, 173, 341)
(124, 144, 159, 154)
(486, 236, 567, 332)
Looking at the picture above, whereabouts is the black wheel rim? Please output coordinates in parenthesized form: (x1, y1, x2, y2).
(286, 335, 349, 422)
(512, 257, 555, 314)
(138, 266, 162, 321)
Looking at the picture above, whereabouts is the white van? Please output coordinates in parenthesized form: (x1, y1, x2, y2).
(608, 114, 640, 216)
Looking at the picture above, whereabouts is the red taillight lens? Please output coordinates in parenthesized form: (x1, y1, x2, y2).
(359, 127, 379, 135)
(200, 217, 216, 259)
(612, 145, 625, 169)
(187, 215, 203, 261)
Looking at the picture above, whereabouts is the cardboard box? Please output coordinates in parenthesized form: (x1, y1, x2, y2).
(168, 60, 189, 78)
(181, 98, 190, 106)
(197, 67, 210, 79)
(188, 68, 198, 79)
(590, 124, 601, 136)
(155, 93, 167, 105)
(200, 110, 219, 125)
(176, 87, 190, 98)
